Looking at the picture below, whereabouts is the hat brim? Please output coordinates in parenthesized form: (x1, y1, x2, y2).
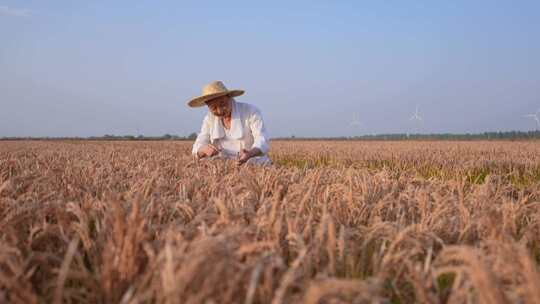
(187, 90, 244, 108)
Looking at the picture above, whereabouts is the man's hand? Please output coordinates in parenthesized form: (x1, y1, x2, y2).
(197, 144, 220, 159)
(237, 148, 262, 166)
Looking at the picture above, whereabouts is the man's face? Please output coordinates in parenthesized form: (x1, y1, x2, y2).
(206, 95, 232, 117)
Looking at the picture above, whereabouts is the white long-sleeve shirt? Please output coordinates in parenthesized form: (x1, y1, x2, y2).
(192, 100, 271, 163)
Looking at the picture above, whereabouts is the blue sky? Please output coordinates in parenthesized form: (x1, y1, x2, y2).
(1, 1, 539, 137)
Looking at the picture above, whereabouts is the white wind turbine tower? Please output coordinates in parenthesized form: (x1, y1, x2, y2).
(349, 112, 362, 136)
(409, 105, 423, 135)
(410, 105, 422, 122)
(524, 109, 540, 130)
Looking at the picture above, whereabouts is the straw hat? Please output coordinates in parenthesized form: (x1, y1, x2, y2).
(187, 81, 244, 108)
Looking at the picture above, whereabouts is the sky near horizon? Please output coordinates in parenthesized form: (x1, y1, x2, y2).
(1, 1, 540, 137)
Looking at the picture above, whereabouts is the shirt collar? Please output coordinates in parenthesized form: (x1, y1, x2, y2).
(210, 99, 243, 141)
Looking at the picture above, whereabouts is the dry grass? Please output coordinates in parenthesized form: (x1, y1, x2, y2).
(1, 140, 539, 303)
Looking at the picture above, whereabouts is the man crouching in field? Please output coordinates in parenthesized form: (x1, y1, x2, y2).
(187, 81, 271, 166)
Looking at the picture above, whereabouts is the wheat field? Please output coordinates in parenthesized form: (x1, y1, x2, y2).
(1, 140, 540, 303)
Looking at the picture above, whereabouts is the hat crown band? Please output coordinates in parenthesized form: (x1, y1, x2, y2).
(202, 81, 229, 95)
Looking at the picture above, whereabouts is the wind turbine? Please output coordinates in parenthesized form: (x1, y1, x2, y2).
(409, 105, 423, 135)
(409, 105, 422, 122)
(524, 109, 540, 130)
(135, 122, 143, 138)
(348, 112, 362, 137)
(350, 112, 361, 127)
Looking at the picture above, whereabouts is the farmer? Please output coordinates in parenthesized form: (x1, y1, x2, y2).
(187, 81, 271, 166)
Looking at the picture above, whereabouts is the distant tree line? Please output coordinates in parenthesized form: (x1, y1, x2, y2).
(0, 133, 199, 141)
(274, 130, 540, 141)
(2, 131, 540, 141)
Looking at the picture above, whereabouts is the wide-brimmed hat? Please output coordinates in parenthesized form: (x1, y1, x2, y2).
(187, 81, 244, 108)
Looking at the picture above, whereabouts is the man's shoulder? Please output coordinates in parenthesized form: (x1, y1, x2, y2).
(236, 101, 261, 115)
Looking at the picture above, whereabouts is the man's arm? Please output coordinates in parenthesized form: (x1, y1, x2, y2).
(248, 108, 269, 155)
(192, 115, 212, 157)
(237, 107, 269, 165)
